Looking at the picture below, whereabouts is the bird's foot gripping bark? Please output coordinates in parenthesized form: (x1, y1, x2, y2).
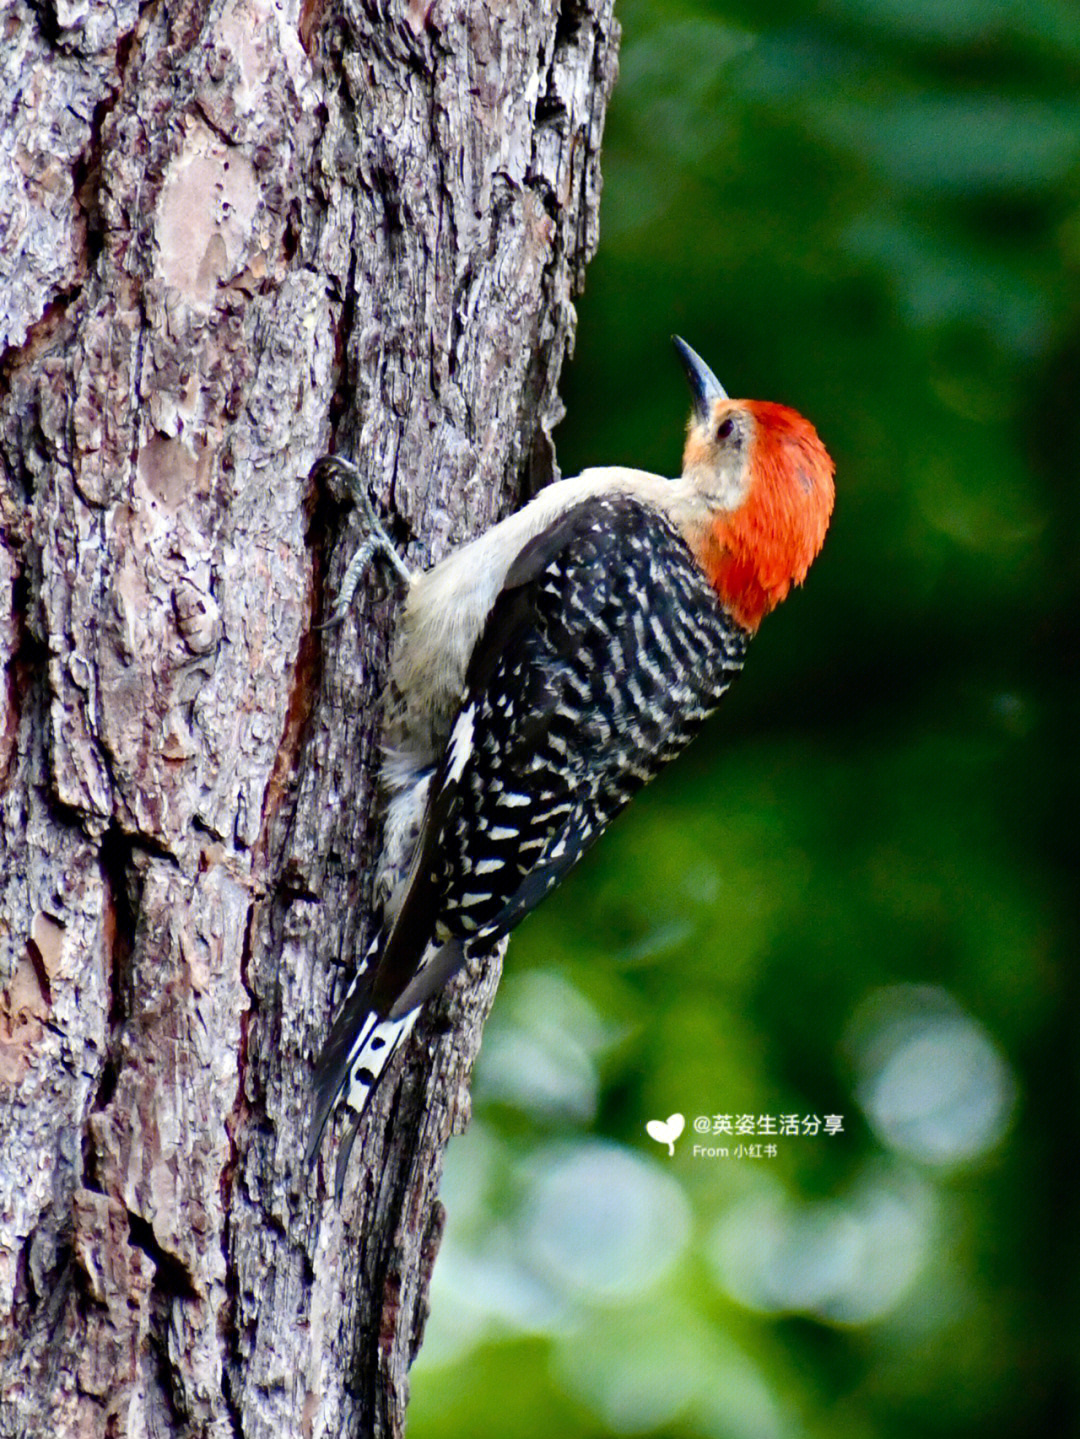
(312, 455, 414, 627)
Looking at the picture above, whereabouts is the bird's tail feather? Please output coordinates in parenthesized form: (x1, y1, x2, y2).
(327, 1008, 418, 1198)
(306, 942, 378, 1167)
(306, 937, 421, 1195)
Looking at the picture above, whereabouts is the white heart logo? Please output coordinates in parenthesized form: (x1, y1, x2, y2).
(645, 1113, 685, 1156)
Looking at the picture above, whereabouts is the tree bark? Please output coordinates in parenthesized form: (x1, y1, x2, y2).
(0, 0, 618, 1433)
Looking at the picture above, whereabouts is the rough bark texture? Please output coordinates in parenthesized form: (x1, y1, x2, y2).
(0, 1, 618, 1434)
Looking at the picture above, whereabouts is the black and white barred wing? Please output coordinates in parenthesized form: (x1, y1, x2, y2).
(408, 494, 751, 969)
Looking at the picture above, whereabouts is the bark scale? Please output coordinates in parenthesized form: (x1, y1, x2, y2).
(0, 0, 618, 1433)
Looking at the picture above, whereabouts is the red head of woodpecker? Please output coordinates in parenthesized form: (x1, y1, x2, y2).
(672, 335, 835, 632)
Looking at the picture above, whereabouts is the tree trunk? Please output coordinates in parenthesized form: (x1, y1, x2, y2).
(0, 1, 618, 1433)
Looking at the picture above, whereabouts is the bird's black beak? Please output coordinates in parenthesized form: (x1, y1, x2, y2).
(672, 336, 728, 422)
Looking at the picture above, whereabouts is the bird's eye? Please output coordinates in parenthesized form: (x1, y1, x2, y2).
(716, 417, 736, 441)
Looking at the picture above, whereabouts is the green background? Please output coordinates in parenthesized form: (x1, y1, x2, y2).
(411, 1, 1078, 1435)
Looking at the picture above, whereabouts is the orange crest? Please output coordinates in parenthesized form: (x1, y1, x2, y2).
(700, 402, 834, 631)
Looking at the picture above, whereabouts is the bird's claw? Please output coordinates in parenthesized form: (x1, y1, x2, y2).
(311, 456, 414, 629)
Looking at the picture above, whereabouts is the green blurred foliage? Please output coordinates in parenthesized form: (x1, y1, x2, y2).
(410, 2, 1079, 1435)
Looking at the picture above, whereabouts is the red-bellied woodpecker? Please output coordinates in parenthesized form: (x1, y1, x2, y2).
(308, 337, 835, 1194)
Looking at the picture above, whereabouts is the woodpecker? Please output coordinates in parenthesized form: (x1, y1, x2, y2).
(308, 337, 834, 1195)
